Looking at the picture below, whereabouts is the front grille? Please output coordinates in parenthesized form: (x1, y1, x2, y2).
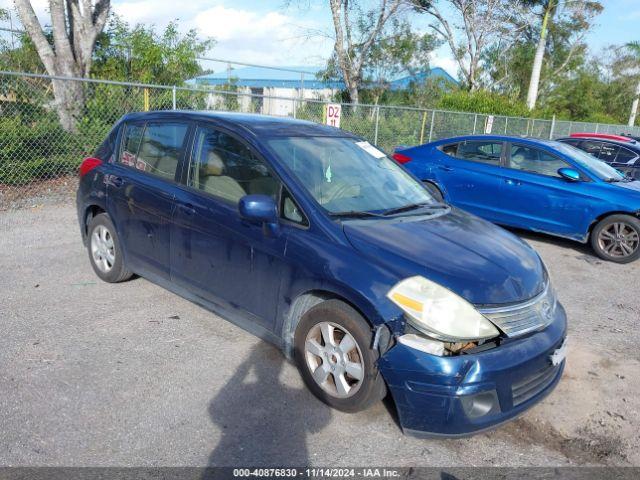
(512, 365, 559, 407)
(478, 283, 557, 338)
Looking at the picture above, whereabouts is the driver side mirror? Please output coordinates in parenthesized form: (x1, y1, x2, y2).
(239, 194, 278, 224)
(558, 167, 581, 182)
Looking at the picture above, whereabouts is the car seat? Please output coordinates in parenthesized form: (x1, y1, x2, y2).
(199, 151, 246, 202)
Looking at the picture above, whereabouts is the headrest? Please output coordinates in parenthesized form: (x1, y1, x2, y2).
(200, 151, 225, 176)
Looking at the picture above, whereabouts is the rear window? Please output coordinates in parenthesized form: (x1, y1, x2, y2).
(119, 122, 188, 181)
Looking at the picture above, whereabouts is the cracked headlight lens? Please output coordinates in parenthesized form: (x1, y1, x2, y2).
(387, 276, 499, 342)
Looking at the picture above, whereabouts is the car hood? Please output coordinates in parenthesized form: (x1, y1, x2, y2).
(611, 179, 640, 194)
(342, 208, 545, 305)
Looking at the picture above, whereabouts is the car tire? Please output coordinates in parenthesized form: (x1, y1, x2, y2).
(590, 214, 640, 264)
(294, 299, 387, 413)
(87, 213, 133, 282)
(423, 181, 444, 202)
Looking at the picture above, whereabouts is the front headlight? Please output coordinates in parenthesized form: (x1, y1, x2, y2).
(387, 276, 499, 342)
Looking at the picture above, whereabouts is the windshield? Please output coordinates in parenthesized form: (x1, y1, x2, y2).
(267, 136, 437, 214)
(553, 142, 627, 181)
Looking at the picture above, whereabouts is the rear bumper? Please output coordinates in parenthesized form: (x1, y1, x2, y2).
(378, 304, 567, 437)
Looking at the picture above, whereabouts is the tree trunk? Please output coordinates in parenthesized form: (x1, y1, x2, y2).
(628, 79, 640, 127)
(14, 0, 110, 133)
(526, 1, 553, 111)
(51, 78, 85, 133)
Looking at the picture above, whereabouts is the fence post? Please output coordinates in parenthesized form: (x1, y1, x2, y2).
(419, 110, 428, 144)
(549, 115, 556, 139)
(531, 119, 535, 137)
(595, 123, 599, 133)
(428, 110, 436, 142)
(172, 86, 176, 110)
(472, 114, 478, 134)
(373, 105, 380, 145)
(293, 98, 297, 119)
(143, 88, 149, 111)
(504, 117, 508, 134)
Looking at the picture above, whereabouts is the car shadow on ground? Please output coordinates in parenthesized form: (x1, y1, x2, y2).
(206, 342, 333, 466)
(504, 227, 599, 260)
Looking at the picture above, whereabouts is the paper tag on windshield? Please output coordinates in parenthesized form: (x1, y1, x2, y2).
(355, 141, 386, 159)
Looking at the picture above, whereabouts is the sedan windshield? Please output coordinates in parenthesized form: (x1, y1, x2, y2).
(553, 142, 627, 181)
(267, 136, 437, 214)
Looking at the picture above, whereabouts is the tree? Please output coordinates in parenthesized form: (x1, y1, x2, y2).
(327, 0, 406, 104)
(92, 18, 214, 85)
(523, 0, 602, 110)
(623, 41, 640, 127)
(14, 0, 111, 132)
(412, 0, 513, 91)
(364, 19, 438, 104)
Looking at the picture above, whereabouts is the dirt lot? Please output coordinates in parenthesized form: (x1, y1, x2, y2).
(1, 202, 639, 467)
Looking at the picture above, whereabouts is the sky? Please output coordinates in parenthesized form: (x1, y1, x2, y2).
(0, 0, 638, 79)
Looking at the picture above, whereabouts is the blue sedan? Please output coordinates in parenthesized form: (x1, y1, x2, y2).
(395, 135, 640, 263)
(77, 112, 566, 436)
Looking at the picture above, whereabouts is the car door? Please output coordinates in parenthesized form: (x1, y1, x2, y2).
(435, 139, 507, 222)
(499, 142, 591, 236)
(106, 121, 189, 280)
(170, 123, 288, 330)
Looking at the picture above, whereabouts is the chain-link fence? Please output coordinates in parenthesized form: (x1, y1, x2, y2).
(2, 70, 640, 209)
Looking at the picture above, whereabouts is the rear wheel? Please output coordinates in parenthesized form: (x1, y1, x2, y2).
(294, 300, 386, 412)
(590, 214, 640, 264)
(87, 213, 133, 282)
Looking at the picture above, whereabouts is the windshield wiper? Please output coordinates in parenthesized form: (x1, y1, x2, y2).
(381, 202, 448, 216)
(329, 210, 386, 219)
(604, 177, 622, 183)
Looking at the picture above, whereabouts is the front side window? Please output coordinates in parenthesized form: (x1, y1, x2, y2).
(119, 122, 188, 181)
(508, 144, 570, 177)
(451, 141, 503, 165)
(615, 147, 639, 165)
(578, 140, 603, 158)
(188, 126, 279, 203)
(267, 136, 436, 214)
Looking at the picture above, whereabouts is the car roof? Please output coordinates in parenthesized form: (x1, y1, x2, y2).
(558, 136, 640, 151)
(422, 134, 559, 148)
(569, 132, 634, 143)
(120, 110, 356, 138)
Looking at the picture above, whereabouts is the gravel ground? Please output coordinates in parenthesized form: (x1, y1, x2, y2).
(1, 202, 639, 467)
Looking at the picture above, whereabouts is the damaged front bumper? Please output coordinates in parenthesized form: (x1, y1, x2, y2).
(378, 304, 567, 437)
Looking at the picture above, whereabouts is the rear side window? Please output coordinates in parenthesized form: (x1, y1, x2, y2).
(119, 122, 188, 181)
(188, 126, 279, 203)
(94, 128, 118, 162)
(578, 140, 603, 158)
(598, 143, 619, 164)
(445, 141, 503, 165)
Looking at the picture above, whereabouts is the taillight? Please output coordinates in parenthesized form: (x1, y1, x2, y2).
(392, 152, 412, 164)
(79, 157, 102, 177)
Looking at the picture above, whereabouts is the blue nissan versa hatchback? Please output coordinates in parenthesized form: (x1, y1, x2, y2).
(77, 111, 567, 437)
(395, 135, 640, 263)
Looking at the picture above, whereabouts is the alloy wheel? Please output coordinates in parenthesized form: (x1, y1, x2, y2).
(91, 225, 116, 273)
(597, 222, 640, 258)
(304, 321, 365, 399)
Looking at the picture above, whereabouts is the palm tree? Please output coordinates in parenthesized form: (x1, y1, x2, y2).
(625, 41, 640, 127)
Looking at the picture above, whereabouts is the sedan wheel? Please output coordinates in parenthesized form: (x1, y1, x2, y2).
(304, 321, 365, 399)
(91, 225, 116, 273)
(591, 214, 640, 264)
(597, 222, 639, 258)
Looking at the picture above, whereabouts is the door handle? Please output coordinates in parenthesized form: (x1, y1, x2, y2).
(178, 203, 196, 215)
(439, 165, 454, 172)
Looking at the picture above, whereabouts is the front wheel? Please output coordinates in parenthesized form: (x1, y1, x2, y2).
(590, 214, 640, 264)
(294, 300, 386, 412)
